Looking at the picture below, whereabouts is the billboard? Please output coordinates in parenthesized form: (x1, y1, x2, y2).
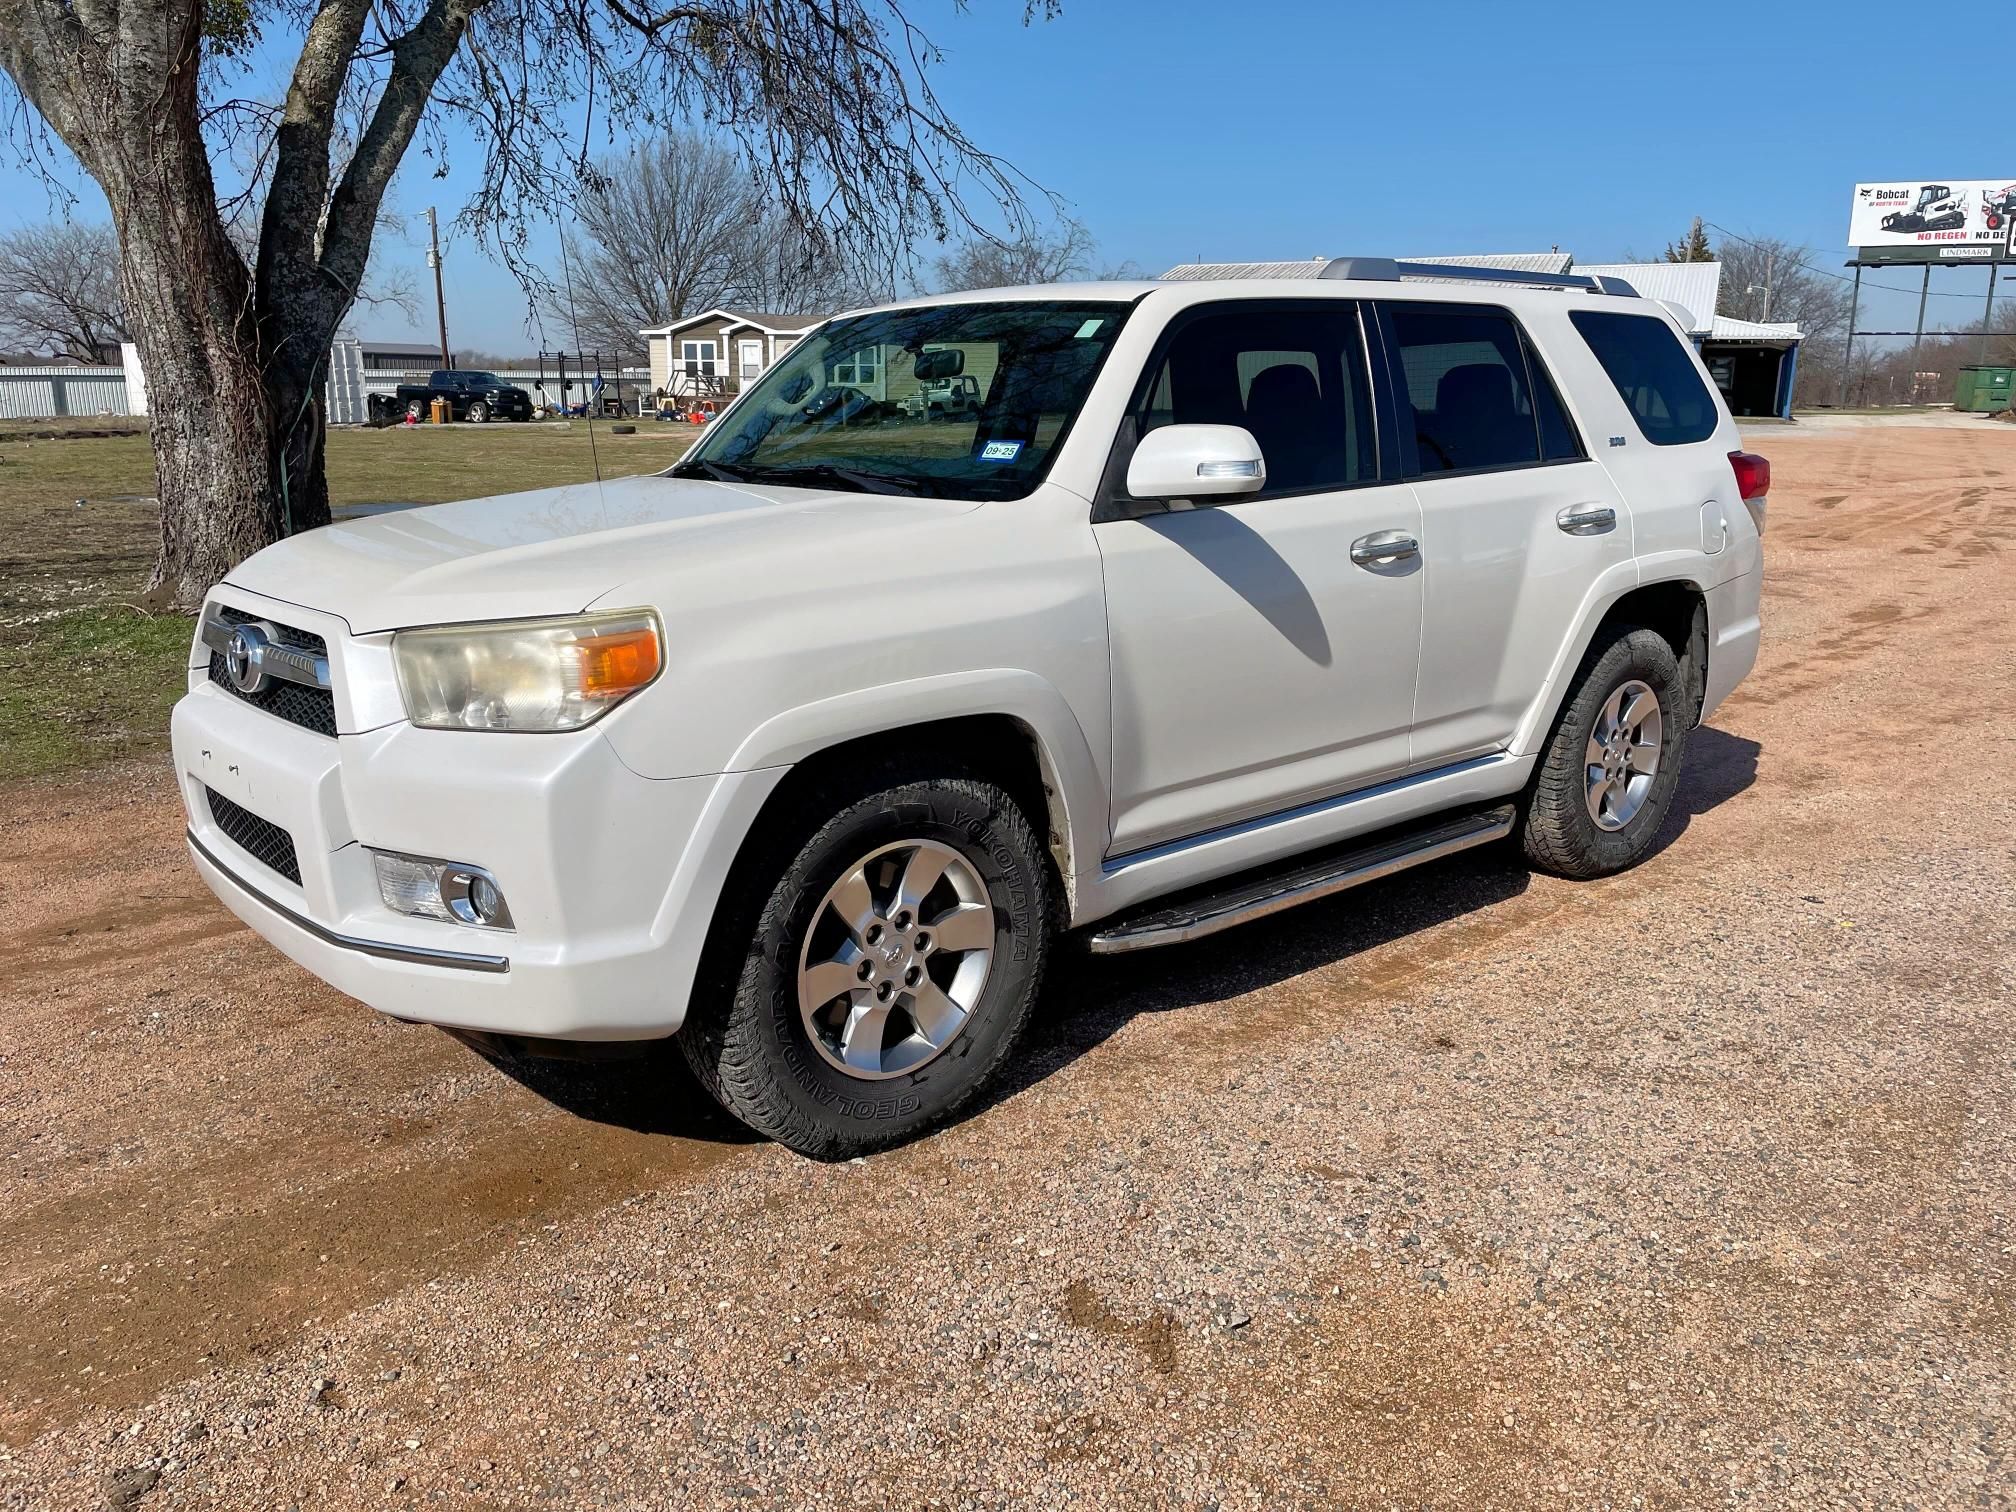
(1850, 180, 2016, 261)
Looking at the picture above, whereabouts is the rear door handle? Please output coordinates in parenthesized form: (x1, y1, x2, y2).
(1350, 530, 1419, 567)
(1556, 504, 1617, 535)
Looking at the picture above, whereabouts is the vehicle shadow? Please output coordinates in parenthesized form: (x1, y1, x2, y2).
(1646, 724, 1761, 858)
(977, 722, 1763, 1123)
(482, 724, 1760, 1152)
(472, 1038, 763, 1145)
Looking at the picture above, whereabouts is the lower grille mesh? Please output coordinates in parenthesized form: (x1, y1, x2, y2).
(205, 787, 302, 885)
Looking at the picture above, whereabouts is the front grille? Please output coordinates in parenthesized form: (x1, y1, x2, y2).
(206, 605, 338, 736)
(205, 787, 302, 885)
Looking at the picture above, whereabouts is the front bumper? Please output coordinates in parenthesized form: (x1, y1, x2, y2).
(173, 588, 783, 1040)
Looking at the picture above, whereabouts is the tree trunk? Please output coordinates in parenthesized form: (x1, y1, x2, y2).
(20, 0, 337, 614)
(118, 201, 334, 614)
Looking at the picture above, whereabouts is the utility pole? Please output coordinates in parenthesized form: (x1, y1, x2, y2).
(1981, 262, 2001, 365)
(1760, 250, 1774, 323)
(426, 207, 451, 369)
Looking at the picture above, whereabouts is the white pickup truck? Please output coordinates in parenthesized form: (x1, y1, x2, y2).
(173, 260, 1764, 1156)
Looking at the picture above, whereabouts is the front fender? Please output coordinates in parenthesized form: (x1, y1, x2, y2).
(724, 667, 1109, 913)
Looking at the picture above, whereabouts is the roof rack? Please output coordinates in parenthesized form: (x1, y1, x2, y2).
(1317, 258, 1639, 297)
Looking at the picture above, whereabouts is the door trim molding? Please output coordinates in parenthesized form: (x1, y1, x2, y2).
(1103, 752, 1514, 873)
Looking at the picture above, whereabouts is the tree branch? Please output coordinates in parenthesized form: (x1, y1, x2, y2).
(258, 0, 373, 295)
(318, 0, 486, 298)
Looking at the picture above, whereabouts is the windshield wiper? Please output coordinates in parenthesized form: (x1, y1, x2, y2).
(748, 464, 920, 497)
(672, 458, 755, 483)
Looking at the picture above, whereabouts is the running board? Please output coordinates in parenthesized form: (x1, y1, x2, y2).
(1085, 804, 1516, 954)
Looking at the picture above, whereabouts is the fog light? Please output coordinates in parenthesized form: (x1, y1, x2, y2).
(371, 850, 514, 930)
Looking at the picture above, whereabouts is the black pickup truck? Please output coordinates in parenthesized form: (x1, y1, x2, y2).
(391, 369, 534, 423)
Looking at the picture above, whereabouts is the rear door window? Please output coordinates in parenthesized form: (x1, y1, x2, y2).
(1526, 336, 1585, 462)
(1386, 305, 1544, 476)
(1568, 310, 1719, 445)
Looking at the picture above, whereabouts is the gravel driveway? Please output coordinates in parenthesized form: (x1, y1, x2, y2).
(3, 426, 2013, 1509)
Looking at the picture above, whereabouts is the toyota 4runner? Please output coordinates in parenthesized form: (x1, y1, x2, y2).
(174, 259, 1764, 1156)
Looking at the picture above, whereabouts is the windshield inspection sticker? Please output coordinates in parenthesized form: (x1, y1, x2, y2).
(979, 440, 1025, 463)
(1074, 318, 1105, 339)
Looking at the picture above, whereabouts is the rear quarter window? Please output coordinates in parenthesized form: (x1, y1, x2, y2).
(1569, 310, 1719, 446)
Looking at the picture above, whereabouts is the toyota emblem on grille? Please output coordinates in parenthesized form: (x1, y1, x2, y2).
(224, 624, 270, 693)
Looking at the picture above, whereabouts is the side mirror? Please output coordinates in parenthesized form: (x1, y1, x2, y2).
(913, 347, 965, 381)
(1125, 424, 1267, 500)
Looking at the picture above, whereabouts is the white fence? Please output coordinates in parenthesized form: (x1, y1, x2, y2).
(0, 365, 132, 421)
(0, 349, 655, 423)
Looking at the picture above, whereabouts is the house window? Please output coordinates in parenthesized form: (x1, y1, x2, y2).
(680, 340, 718, 377)
(830, 345, 880, 388)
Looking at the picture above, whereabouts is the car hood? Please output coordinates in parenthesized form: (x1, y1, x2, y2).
(223, 472, 978, 634)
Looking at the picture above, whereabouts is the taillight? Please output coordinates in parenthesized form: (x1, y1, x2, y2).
(1728, 450, 1769, 536)
(1728, 450, 1770, 501)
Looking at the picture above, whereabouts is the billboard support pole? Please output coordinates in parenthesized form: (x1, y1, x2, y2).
(1981, 263, 2001, 364)
(1908, 264, 1932, 401)
(1839, 264, 1862, 408)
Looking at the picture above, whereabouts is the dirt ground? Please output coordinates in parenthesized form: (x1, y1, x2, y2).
(2, 423, 2014, 1509)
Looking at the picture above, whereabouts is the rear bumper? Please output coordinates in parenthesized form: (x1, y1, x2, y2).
(172, 642, 785, 1040)
(1700, 567, 1761, 723)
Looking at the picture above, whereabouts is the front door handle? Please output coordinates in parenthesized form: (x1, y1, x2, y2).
(1350, 530, 1419, 567)
(1557, 504, 1617, 535)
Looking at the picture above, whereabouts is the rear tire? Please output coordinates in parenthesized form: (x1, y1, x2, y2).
(1521, 625, 1692, 880)
(680, 762, 1052, 1158)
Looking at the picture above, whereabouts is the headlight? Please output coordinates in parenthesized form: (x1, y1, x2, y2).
(392, 609, 663, 732)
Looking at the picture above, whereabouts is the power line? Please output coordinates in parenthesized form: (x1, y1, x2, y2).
(1703, 220, 1996, 300)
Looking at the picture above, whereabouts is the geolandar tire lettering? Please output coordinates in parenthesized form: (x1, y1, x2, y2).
(679, 761, 1052, 1159)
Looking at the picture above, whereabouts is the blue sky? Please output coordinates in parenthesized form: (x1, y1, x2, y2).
(2, 0, 2004, 349)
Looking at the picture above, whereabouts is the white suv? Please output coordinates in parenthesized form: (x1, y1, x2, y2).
(173, 260, 1764, 1156)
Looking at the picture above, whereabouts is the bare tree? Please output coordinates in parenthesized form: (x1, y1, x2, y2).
(0, 0, 1060, 610)
(554, 139, 891, 358)
(1715, 235, 1851, 340)
(730, 211, 891, 314)
(559, 135, 763, 353)
(934, 217, 1097, 292)
(0, 221, 128, 360)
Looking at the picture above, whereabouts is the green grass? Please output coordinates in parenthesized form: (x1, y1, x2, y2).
(0, 419, 702, 779)
(0, 608, 195, 780)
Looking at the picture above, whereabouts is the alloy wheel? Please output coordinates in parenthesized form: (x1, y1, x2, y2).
(796, 840, 996, 1080)
(1584, 678, 1664, 831)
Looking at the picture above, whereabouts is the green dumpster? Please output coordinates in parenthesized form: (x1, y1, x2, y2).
(1955, 366, 2014, 413)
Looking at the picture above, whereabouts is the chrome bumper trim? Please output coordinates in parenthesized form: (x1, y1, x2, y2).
(188, 829, 511, 974)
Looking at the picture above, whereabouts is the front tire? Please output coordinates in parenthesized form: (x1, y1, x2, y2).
(466, 400, 489, 423)
(680, 764, 1052, 1158)
(1521, 625, 1692, 880)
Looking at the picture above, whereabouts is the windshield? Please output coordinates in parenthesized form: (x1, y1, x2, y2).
(460, 372, 506, 387)
(673, 300, 1134, 500)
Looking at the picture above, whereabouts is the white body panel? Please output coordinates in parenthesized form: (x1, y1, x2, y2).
(1096, 483, 1424, 853)
(172, 275, 1762, 1042)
